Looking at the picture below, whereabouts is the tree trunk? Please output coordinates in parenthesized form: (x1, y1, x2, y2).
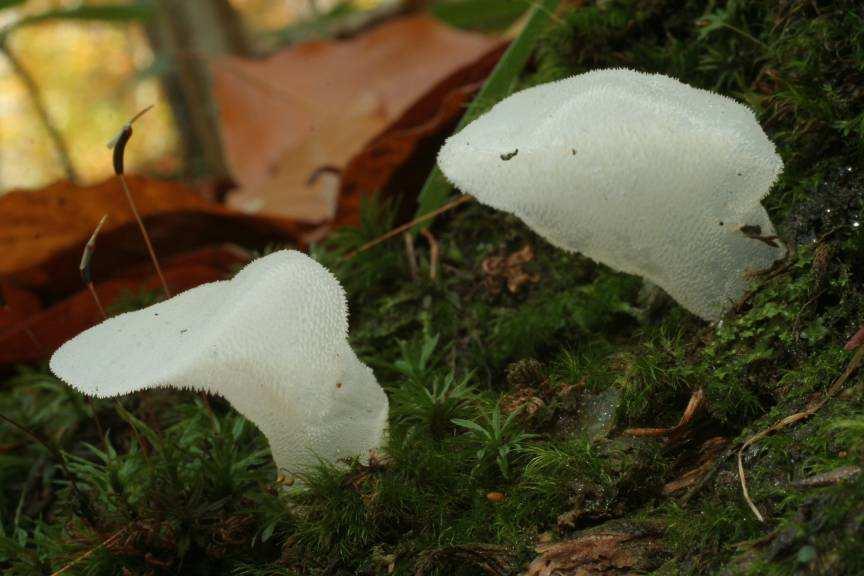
(146, 0, 250, 188)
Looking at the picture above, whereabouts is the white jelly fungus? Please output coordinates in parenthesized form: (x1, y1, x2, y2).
(50, 250, 389, 474)
(438, 68, 786, 320)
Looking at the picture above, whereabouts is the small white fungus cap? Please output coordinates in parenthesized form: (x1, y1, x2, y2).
(50, 250, 389, 475)
(438, 68, 785, 320)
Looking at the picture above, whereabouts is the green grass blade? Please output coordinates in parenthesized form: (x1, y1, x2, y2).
(413, 0, 562, 228)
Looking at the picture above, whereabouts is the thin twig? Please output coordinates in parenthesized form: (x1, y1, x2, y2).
(343, 195, 473, 260)
(404, 232, 418, 280)
(737, 344, 864, 521)
(420, 228, 440, 281)
(0, 41, 78, 183)
(50, 527, 128, 576)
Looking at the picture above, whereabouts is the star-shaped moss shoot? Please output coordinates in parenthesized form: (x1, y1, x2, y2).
(438, 68, 786, 321)
(50, 250, 389, 475)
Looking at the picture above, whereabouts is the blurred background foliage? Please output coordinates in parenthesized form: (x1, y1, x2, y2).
(0, 0, 408, 193)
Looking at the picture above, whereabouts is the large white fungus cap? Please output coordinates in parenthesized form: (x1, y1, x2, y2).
(50, 250, 389, 475)
(438, 68, 786, 320)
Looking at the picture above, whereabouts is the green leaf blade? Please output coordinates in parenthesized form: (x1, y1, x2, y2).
(413, 0, 562, 228)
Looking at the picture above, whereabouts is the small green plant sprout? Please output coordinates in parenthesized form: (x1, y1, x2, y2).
(392, 371, 475, 441)
(453, 403, 538, 481)
(437, 68, 786, 321)
(49, 250, 389, 476)
(393, 332, 441, 387)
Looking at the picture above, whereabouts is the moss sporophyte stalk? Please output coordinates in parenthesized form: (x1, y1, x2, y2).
(4, 1, 864, 574)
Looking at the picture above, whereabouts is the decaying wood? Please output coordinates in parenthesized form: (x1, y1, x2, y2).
(526, 523, 664, 576)
(663, 437, 729, 495)
(792, 465, 861, 488)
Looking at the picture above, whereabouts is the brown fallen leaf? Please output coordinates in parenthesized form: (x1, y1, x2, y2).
(0, 176, 309, 299)
(213, 14, 503, 222)
(0, 282, 42, 333)
(0, 245, 250, 366)
(526, 525, 664, 576)
(481, 245, 540, 295)
(336, 45, 506, 228)
(500, 387, 545, 418)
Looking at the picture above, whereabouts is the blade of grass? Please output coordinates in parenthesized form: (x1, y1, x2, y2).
(412, 0, 562, 229)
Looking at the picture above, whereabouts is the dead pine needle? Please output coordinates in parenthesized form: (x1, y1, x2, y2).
(737, 344, 864, 522)
(343, 194, 473, 260)
(108, 105, 170, 298)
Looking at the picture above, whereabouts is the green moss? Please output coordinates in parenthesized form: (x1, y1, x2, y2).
(4, 1, 864, 574)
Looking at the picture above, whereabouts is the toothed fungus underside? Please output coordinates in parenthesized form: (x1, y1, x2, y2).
(438, 68, 786, 320)
(50, 250, 389, 474)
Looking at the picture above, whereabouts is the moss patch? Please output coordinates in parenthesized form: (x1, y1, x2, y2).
(2, 1, 863, 574)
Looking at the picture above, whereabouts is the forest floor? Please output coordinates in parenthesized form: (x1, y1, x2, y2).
(2, 1, 863, 575)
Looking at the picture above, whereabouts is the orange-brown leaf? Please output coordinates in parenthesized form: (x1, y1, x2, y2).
(0, 245, 249, 366)
(213, 14, 503, 222)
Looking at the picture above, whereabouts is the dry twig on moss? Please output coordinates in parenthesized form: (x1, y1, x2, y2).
(737, 344, 864, 522)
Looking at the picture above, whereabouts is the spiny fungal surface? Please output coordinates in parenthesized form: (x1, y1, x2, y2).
(50, 250, 389, 474)
(438, 68, 786, 320)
